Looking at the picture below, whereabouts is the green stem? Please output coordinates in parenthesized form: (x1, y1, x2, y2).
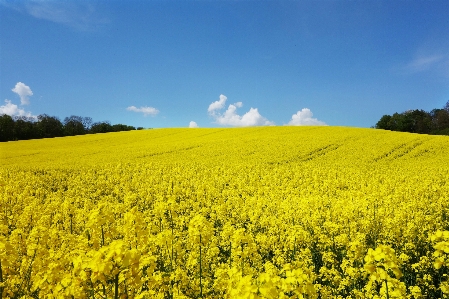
(101, 225, 105, 247)
(114, 273, 119, 299)
(70, 214, 73, 234)
(385, 279, 389, 299)
(292, 236, 296, 261)
(0, 260, 3, 299)
(18, 237, 40, 296)
(170, 212, 174, 298)
(241, 243, 244, 277)
(199, 234, 203, 298)
(229, 242, 232, 268)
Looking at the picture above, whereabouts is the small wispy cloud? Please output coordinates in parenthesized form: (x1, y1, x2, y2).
(287, 108, 326, 126)
(208, 94, 274, 127)
(1, 0, 108, 31)
(405, 54, 446, 74)
(399, 39, 449, 77)
(12, 82, 33, 105)
(0, 100, 36, 118)
(126, 106, 159, 117)
(189, 121, 199, 128)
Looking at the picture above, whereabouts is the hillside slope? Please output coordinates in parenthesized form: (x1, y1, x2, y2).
(1, 126, 448, 167)
(1, 126, 449, 298)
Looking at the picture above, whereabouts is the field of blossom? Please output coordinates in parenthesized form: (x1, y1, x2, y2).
(1, 126, 449, 299)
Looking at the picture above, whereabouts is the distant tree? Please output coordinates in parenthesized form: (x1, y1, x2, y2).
(36, 114, 64, 138)
(401, 113, 412, 132)
(63, 115, 86, 136)
(383, 110, 432, 133)
(375, 115, 392, 130)
(388, 113, 409, 132)
(136, 127, 144, 130)
(430, 109, 449, 132)
(111, 124, 136, 132)
(0, 113, 138, 142)
(437, 128, 449, 135)
(82, 117, 93, 131)
(408, 109, 432, 134)
(14, 116, 37, 140)
(375, 101, 449, 136)
(0, 114, 15, 141)
(90, 121, 112, 134)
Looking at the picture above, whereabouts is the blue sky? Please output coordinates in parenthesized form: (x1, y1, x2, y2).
(1, 1, 448, 128)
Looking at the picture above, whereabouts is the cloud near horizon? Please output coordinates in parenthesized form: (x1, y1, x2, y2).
(12, 82, 33, 105)
(189, 121, 199, 128)
(2, 82, 36, 118)
(287, 108, 327, 126)
(0, 100, 36, 118)
(126, 106, 159, 116)
(208, 94, 275, 127)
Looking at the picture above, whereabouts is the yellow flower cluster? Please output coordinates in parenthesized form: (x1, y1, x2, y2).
(364, 245, 406, 298)
(1, 126, 449, 298)
(431, 230, 449, 296)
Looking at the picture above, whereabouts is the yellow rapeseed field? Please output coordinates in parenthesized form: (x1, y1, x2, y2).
(1, 126, 449, 299)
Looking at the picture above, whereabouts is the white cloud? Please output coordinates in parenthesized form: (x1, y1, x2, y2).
(12, 82, 33, 105)
(0, 100, 36, 118)
(126, 106, 159, 116)
(405, 54, 445, 73)
(189, 121, 199, 128)
(208, 94, 228, 114)
(287, 108, 327, 126)
(208, 95, 275, 127)
(1, 1, 108, 31)
(400, 40, 449, 77)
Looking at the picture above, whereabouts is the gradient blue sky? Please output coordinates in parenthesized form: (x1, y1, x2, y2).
(1, 1, 448, 128)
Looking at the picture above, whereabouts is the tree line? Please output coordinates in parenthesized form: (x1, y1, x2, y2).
(0, 114, 144, 142)
(375, 100, 449, 135)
